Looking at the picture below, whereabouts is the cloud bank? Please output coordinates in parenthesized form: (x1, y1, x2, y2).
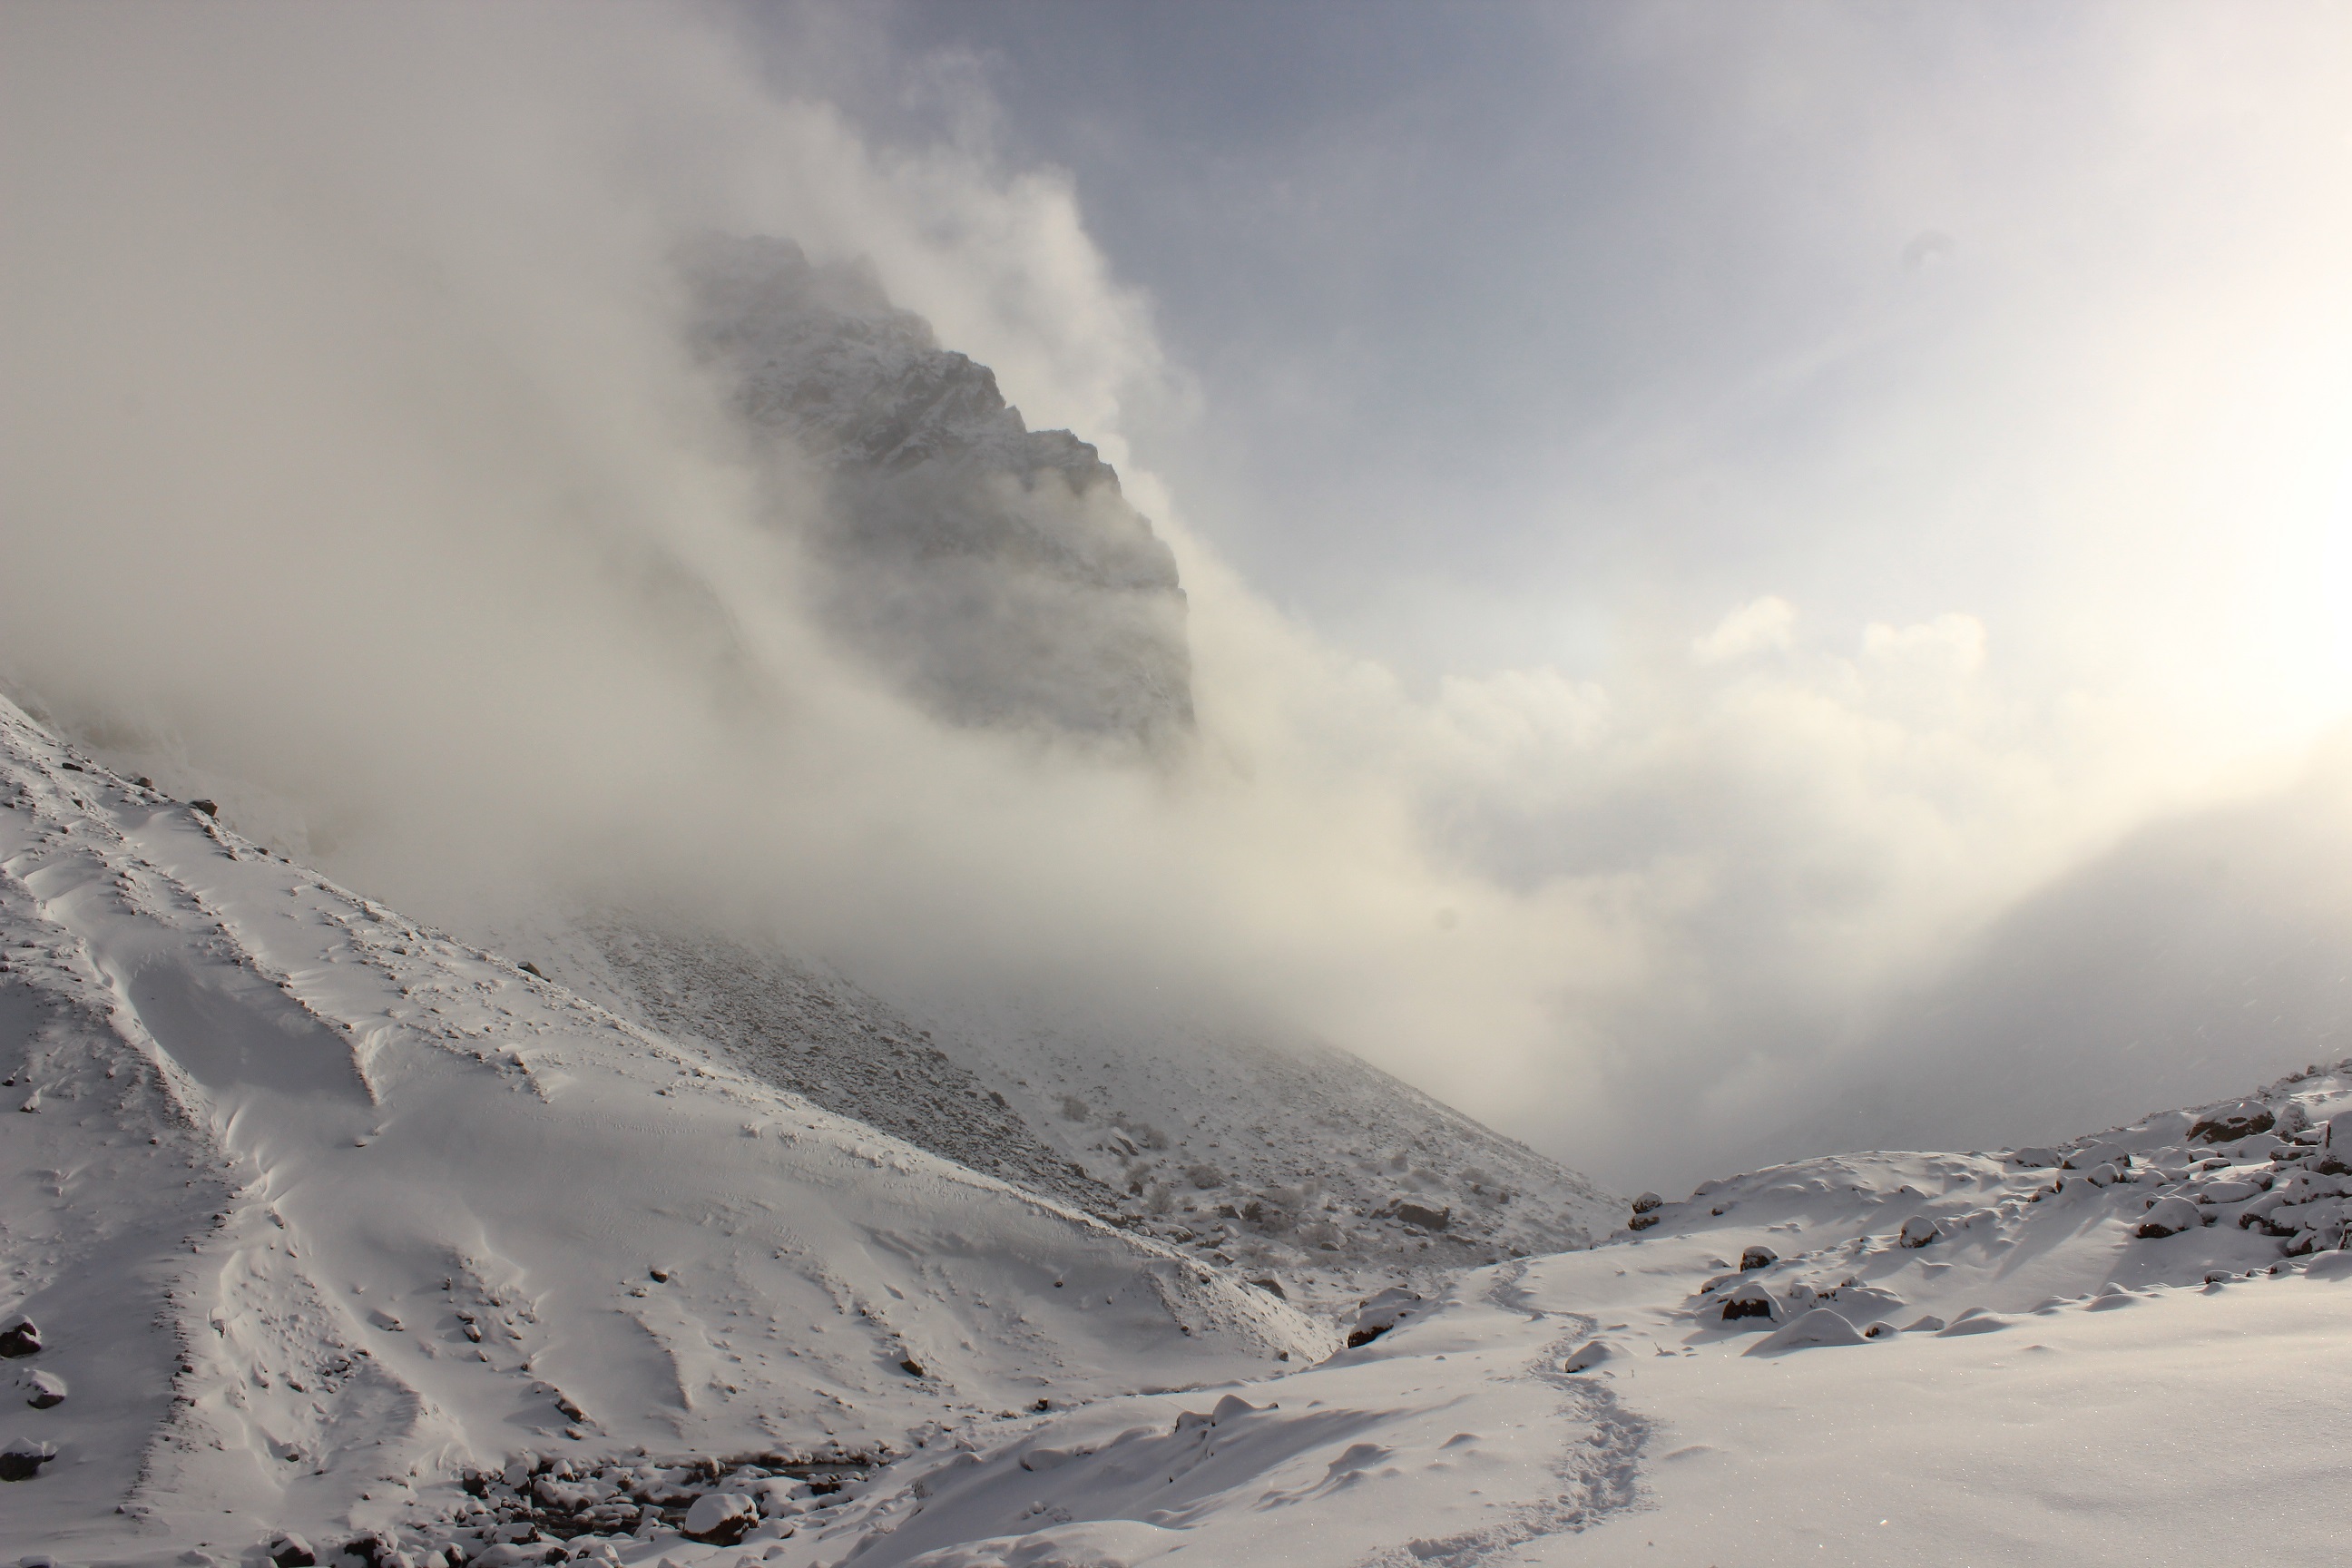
(5, 4, 2349, 1191)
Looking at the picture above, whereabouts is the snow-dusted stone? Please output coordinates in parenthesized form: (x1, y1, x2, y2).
(1562, 1338, 1615, 1373)
(0, 1436, 56, 1480)
(1934, 1309, 2010, 1337)
(1395, 1201, 1451, 1231)
(1630, 1192, 1664, 1214)
(1346, 1286, 1424, 1348)
(2063, 1142, 2130, 1171)
(2196, 1178, 2266, 1204)
(750, 1477, 808, 1516)
(22, 1371, 64, 1409)
(2006, 1147, 2063, 1168)
(1739, 1245, 1778, 1271)
(1718, 1279, 1779, 1324)
(0, 1318, 38, 1358)
(264, 1533, 316, 1567)
(2082, 1162, 2123, 1189)
(465, 1546, 552, 1568)
(1744, 1307, 1867, 1356)
(2190, 1101, 2276, 1144)
(2137, 1196, 2201, 1239)
(681, 1492, 758, 1544)
(1898, 1215, 1941, 1249)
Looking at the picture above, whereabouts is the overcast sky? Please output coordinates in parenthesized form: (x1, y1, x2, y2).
(5, 3, 2351, 1187)
(763, 1, 2352, 698)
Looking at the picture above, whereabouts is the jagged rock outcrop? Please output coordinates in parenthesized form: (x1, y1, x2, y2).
(681, 234, 1193, 746)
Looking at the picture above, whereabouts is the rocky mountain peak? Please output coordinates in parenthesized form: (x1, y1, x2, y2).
(680, 235, 1193, 745)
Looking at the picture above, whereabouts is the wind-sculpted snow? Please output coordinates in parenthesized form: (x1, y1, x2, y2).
(681, 235, 1192, 745)
(0, 697, 1328, 1563)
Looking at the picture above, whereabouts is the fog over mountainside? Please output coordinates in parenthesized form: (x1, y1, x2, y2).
(5, 2, 2351, 1204)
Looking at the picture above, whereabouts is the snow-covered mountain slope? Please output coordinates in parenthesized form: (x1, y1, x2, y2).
(927, 1000, 1617, 1303)
(525, 923, 1125, 1225)
(681, 234, 1193, 745)
(475, 920, 1617, 1317)
(0, 696, 1332, 1563)
(735, 1068, 2352, 1568)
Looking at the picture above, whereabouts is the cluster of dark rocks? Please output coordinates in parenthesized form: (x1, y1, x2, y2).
(2, 1315, 62, 1483)
(372, 1450, 878, 1565)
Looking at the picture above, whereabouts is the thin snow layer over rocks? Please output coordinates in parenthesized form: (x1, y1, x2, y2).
(0, 696, 1330, 1563)
(563, 924, 1123, 1224)
(926, 998, 1618, 1312)
(681, 234, 1193, 746)
(489, 921, 1617, 1317)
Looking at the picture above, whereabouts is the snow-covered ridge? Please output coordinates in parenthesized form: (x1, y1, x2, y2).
(681, 234, 1192, 744)
(0, 696, 1328, 1563)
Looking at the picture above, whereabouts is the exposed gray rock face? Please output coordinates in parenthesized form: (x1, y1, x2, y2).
(681, 234, 1193, 747)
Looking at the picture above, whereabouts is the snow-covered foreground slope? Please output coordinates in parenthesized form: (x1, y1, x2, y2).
(0, 697, 1329, 1563)
(10, 673, 2350, 1568)
(746, 1069, 2352, 1568)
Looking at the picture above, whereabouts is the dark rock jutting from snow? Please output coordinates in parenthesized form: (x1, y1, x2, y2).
(2190, 1102, 2276, 1144)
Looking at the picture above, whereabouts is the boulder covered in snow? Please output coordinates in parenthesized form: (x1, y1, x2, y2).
(1346, 1287, 1424, 1348)
(2190, 1101, 2276, 1144)
(1744, 1307, 1867, 1356)
(2137, 1196, 2202, 1239)
(682, 1491, 759, 1544)
(1562, 1338, 1616, 1373)
(1739, 1245, 1778, 1271)
(0, 1318, 39, 1357)
(1898, 1215, 1941, 1249)
(0, 1436, 56, 1481)
(23, 1369, 65, 1408)
(1718, 1279, 1779, 1323)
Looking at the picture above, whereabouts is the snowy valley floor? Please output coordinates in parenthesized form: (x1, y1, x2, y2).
(5, 691, 2350, 1567)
